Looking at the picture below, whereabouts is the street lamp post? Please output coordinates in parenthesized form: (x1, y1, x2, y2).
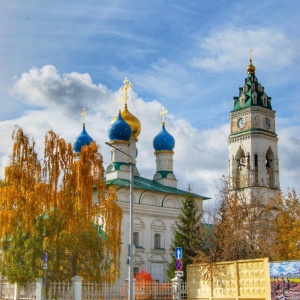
(105, 142, 134, 300)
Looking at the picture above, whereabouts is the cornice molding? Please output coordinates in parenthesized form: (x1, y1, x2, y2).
(228, 132, 278, 144)
(119, 203, 179, 218)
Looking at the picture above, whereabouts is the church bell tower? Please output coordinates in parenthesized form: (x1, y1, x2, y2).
(228, 52, 280, 203)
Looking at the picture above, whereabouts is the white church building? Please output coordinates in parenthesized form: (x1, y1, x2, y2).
(73, 56, 281, 283)
(73, 78, 209, 283)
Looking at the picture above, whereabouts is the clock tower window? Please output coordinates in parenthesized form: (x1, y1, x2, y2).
(261, 94, 268, 107)
(252, 91, 257, 104)
(266, 147, 274, 188)
(240, 94, 246, 107)
(254, 154, 258, 185)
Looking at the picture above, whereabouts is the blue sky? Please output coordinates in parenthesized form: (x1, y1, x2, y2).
(270, 261, 300, 277)
(0, 1, 299, 209)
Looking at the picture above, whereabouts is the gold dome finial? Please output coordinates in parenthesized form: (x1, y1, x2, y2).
(81, 107, 88, 127)
(160, 107, 168, 126)
(247, 48, 256, 74)
(113, 77, 141, 139)
(119, 77, 133, 108)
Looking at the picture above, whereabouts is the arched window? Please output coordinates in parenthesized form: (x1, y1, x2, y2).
(261, 94, 268, 107)
(252, 91, 257, 104)
(154, 233, 161, 249)
(133, 232, 139, 247)
(240, 93, 245, 107)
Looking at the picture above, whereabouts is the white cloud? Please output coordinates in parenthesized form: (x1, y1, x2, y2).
(0, 66, 299, 215)
(12, 65, 115, 117)
(190, 27, 298, 72)
(277, 125, 300, 192)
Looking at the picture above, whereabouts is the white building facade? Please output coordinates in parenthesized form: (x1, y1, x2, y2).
(74, 78, 209, 283)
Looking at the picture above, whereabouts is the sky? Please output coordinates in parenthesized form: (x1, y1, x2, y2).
(0, 1, 299, 211)
(270, 261, 300, 277)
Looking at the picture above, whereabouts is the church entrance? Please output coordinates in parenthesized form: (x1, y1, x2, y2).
(151, 263, 164, 282)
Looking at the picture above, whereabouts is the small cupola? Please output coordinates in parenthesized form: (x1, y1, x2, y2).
(108, 111, 132, 141)
(153, 107, 177, 188)
(73, 108, 94, 153)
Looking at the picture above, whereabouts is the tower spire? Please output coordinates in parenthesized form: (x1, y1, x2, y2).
(247, 48, 256, 74)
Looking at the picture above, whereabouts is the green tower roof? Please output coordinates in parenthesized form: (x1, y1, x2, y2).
(233, 59, 272, 111)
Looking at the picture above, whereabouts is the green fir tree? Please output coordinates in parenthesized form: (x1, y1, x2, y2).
(167, 190, 203, 281)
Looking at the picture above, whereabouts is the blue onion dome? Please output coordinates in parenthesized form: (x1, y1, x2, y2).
(108, 111, 132, 141)
(153, 123, 175, 151)
(73, 124, 93, 153)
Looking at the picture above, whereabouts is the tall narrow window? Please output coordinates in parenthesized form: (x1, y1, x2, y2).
(252, 91, 257, 104)
(262, 94, 268, 107)
(133, 232, 139, 247)
(154, 233, 161, 249)
(133, 267, 140, 277)
(254, 154, 258, 185)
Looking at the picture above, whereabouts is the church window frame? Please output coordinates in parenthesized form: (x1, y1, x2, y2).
(257, 84, 262, 92)
(261, 94, 268, 107)
(154, 233, 161, 249)
(133, 231, 140, 247)
(151, 218, 166, 250)
(133, 217, 145, 248)
(252, 91, 257, 104)
(240, 93, 246, 107)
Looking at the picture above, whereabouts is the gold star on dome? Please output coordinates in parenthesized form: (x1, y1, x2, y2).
(160, 107, 168, 125)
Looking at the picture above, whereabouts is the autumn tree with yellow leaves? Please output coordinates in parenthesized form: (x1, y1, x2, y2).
(0, 127, 122, 284)
(195, 177, 300, 264)
(268, 188, 300, 261)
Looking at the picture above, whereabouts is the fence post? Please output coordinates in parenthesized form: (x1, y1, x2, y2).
(171, 277, 181, 300)
(0, 274, 2, 298)
(14, 282, 20, 300)
(36, 278, 43, 300)
(72, 275, 83, 300)
(125, 277, 136, 298)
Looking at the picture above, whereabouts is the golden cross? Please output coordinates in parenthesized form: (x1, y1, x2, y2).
(160, 107, 168, 124)
(81, 107, 87, 124)
(248, 48, 253, 60)
(119, 77, 133, 106)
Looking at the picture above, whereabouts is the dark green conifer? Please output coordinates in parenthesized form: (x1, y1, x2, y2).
(167, 187, 202, 281)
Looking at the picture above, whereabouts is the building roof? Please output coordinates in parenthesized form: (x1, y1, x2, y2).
(106, 176, 210, 200)
(232, 59, 272, 111)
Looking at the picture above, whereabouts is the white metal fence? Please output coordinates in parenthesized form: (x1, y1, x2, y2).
(0, 278, 187, 300)
(0, 280, 36, 300)
(48, 281, 73, 300)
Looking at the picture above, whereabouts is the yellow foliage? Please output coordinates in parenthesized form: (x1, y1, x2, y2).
(0, 127, 122, 282)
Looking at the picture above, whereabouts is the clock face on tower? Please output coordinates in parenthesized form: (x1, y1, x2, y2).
(264, 117, 271, 129)
(237, 117, 246, 129)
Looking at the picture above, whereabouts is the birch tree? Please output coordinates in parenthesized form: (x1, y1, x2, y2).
(0, 127, 122, 283)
